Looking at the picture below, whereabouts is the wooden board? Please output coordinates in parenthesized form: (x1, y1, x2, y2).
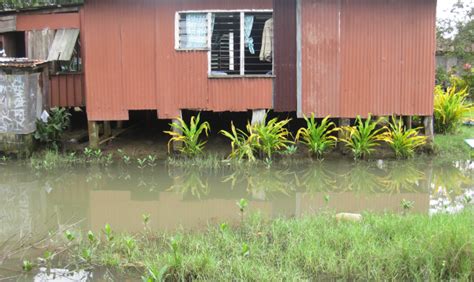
(0, 15, 16, 33)
(47, 29, 79, 61)
(27, 29, 55, 60)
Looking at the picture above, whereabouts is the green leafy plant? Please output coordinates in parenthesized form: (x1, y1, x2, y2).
(22, 259, 33, 272)
(164, 114, 210, 157)
(296, 115, 339, 158)
(340, 115, 386, 160)
(237, 198, 248, 223)
(241, 243, 250, 257)
(382, 117, 427, 159)
(252, 115, 293, 159)
(401, 199, 414, 213)
(104, 223, 114, 241)
(434, 85, 472, 134)
(64, 230, 76, 242)
(137, 158, 147, 169)
(34, 108, 71, 149)
(220, 122, 258, 161)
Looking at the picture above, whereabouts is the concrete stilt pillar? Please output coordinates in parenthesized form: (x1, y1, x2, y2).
(103, 121, 112, 139)
(251, 109, 266, 125)
(171, 112, 183, 152)
(423, 116, 434, 143)
(116, 121, 124, 129)
(88, 121, 100, 149)
(404, 116, 413, 130)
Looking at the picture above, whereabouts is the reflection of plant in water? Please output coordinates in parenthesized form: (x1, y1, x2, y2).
(380, 162, 425, 194)
(223, 166, 296, 196)
(432, 162, 473, 201)
(169, 169, 210, 199)
(294, 163, 337, 192)
(338, 164, 384, 193)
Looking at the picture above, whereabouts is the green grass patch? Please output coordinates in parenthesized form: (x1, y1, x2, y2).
(49, 209, 473, 281)
(435, 125, 474, 160)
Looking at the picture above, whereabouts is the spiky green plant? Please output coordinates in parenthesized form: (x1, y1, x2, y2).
(340, 115, 386, 160)
(220, 122, 258, 161)
(296, 115, 339, 158)
(434, 85, 472, 134)
(164, 114, 210, 157)
(382, 117, 427, 159)
(252, 115, 293, 159)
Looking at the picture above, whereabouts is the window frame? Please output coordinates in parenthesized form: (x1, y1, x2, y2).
(175, 9, 274, 78)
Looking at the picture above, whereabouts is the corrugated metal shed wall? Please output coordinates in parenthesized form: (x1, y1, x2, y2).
(50, 74, 85, 107)
(300, 0, 436, 118)
(83, 0, 273, 121)
(273, 0, 297, 112)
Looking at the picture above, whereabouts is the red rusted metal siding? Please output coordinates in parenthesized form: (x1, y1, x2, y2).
(16, 13, 80, 31)
(49, 73, 85, 107)
(300, 0, 436, 118)
(273, 0, 297, 112)
(83, 0, 273, 121)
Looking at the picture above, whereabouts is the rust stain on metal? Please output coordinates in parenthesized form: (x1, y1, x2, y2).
(16, 13, 80, 31)
(84, 0, 273, 121)
(300, 0, 436, 118)
(273, 0, 297, 112)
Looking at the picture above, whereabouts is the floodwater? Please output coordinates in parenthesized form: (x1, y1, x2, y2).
(0, 159, 473, 280)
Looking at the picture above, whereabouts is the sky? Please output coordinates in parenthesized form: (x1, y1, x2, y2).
(437, 0, 473, 20)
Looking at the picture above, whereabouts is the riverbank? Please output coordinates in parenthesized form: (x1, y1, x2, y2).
(435, 125, 474, 161)
(20, 209, 473, 281)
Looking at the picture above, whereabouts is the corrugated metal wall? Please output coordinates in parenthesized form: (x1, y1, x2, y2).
(273, 0, 297, 112)
(83, 0, 273, 121)
(49, 73, 85, 107)
(299, 0, 436, 118)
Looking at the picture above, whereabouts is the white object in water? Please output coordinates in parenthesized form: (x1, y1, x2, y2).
(464, 139, 474, 149)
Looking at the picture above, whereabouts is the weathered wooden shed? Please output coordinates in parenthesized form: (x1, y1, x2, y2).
(0, 0, 437, 137)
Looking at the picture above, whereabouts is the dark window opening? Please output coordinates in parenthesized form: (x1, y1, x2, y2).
(0, 32, 26, 58)
(210, 12, 241, 75)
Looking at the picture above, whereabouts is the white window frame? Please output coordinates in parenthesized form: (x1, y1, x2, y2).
(175, 9, 273, 78)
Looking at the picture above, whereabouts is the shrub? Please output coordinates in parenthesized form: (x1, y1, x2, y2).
(164, 114, 210, 157)
(33, 107, 71, 149)
(296, 115, 339, 159)
(340, 115, 386, 160)
(382, 117, 427, 159)
(220, 122, 258, 161)
(434, 85, 472, 134)
(251, 115, 293, 159)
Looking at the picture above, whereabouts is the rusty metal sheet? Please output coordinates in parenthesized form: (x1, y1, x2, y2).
(273, 0, 297, 112)
(16, 13, 80, 31)
(299, 0, 436, 118)
(49, 74, 85, 108)
(84, 0, 273, 121)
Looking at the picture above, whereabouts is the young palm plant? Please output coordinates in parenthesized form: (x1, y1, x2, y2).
(220, 122, 258, 161)
(164, 114, 210, 157)
(296, 114, 339, 159)
(340, 115, 386, 160)
(382, 117, 427, 159)
(252, 115, 293, 159)
(434, 85, 472, 134)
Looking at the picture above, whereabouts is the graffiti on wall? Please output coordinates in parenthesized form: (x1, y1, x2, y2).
(0, 71, 41, 134)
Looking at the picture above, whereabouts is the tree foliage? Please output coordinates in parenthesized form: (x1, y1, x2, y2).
(0, 0, 83, 11)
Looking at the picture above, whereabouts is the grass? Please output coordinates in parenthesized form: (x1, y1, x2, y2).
(435, 124, 474, 161)
(43, 209, 473, 281)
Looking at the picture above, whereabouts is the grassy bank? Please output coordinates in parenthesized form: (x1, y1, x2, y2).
(435, 125, 474, 160)
(46, 209, 474, 281)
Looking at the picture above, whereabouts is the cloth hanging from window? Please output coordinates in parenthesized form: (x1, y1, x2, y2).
(259, 18, 273, 62)
(244, 15, 255, 54)
(185, 13, 208, 49)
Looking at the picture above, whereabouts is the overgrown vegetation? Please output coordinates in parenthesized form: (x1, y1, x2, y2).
(434, 85, 472, 134)
(220, 122, 258, 161)
(296, 115, 339, 159)
(382, 117, 427, 159)
(340, 115, 386, 160)
(33, 209, 474, 281)
(164, 114, 211, 157)
(33, 108, 71, 150)
(0, 0, 82, 11)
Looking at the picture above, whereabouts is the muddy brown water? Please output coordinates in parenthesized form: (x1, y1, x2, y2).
(0, 159, 473, 280)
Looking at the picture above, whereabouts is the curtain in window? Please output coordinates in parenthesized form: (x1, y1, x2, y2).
(185, 13, 208, 49)
(244, 15, 255, 54)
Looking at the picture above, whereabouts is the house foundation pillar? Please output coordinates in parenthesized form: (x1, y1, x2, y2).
(338, 118, 351, 154)
(103, 121, 112, 139)
(171, 112, 183, 152)
(423, 116, 434, 143)
(251, 109, 266, 125)
(88, 121, 100, 149)
(404, 116, 413, 129)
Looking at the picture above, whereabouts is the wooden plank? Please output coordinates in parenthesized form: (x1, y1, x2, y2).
(27, 29, 55, 60)
(47, 29, 79, 61)
(0, 15, 16, 33)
